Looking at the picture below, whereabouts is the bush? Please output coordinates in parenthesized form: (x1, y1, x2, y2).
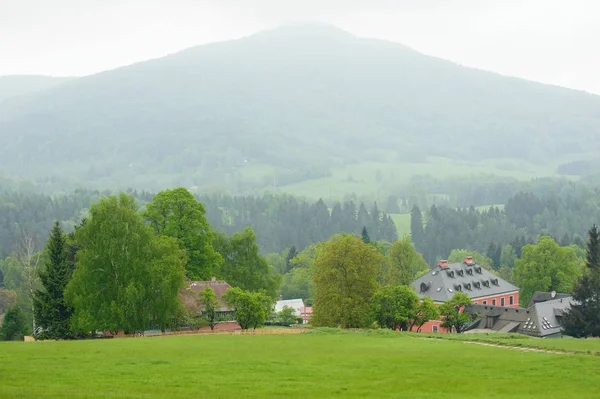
(1, 307, 27, 341)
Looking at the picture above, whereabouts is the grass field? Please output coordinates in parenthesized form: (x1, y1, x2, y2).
(2, 330, 600, 398)
(277, 156, 566, 200)
(390, 213, 411, 237)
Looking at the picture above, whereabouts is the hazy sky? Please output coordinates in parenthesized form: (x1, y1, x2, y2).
(1, 0, 599, 93)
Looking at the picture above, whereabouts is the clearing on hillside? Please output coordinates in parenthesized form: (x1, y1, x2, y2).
(1, 331, 599, 398)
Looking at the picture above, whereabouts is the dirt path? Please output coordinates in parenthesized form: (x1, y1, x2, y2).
(417, 337, 575, 355)
(459, 340, 568, 355)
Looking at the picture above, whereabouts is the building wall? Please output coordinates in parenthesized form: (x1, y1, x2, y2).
(470, 291, 520, 308)
(412, 291, 519, 333)
(417, 320, 450, 333)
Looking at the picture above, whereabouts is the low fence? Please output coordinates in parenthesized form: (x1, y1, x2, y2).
(116, 326, 307, 339)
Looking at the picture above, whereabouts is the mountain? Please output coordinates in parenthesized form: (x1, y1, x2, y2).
(0, 75, 74, 104)
(1, 24, 599, 194)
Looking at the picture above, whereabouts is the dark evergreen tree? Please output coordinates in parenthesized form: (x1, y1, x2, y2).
(0, 307, 27, 341)
(361, 226, 371, 244)
(563, 225, 600, 337)
(486, 242, 502, 270)
(559, 232, 572, 247)
(285, 246, 298, 273)
(33, 221, 74, 340)
(410, 205, 424, 252)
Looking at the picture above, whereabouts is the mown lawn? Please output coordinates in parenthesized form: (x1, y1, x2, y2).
(1, 331, 599, 398)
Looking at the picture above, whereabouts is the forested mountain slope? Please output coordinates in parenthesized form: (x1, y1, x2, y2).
(1, 24, 599, 193)
(0, 75, 74, 104)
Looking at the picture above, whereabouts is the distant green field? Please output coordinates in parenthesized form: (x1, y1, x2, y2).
(277, 156, 566, 200)
(390, 213, 411, 237)
(1, 331, 599, 398)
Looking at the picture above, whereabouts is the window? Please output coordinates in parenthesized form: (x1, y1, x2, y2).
(432, 325, 439, 333)
(492, 299, 496, 305)
(483, 300, 487, 305)
(501, 297, 505, 306)
(509, 296, 514, 305)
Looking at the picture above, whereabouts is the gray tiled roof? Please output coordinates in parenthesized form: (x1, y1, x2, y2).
(464, 294, 575, 337)
(523, 296, 574, 337)
(527, 291, 572, 308)
(411, 261, 519, 303)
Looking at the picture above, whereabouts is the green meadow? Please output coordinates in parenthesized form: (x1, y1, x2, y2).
(1, 331, 599, 398)
(277, 156, 568, 200)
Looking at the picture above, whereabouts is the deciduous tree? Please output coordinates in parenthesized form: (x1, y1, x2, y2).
(144, 187, 222, 280)
(223, 287, 274, 330)
(513, 236, 580, 306)
(387, 236, 428, 286)
(439, 292, 473, 333)
(199, 288, 219, 330)
(216, 228, 279, 298)
(411, 297, 439, 332)
(65, 194, 186, 334)
(311, 234, 382, 328)
(370, 285, 419, 330)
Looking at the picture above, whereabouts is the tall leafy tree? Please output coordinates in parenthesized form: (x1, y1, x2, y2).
(512, 236, 580, 306)
(223, 287, 274, 330)
(411, 297, 439, 332)
(144, 187, 222, 280)
(386, 236, 429, 286)
(215, 228, 279, 298)
(65, 194, 186, 334)
(33, 222, 74, 340)
(199, 288, 219, 330)
(311, 234, 382, 328)
(563, 225, 600, 337)
(439, 292, 473, 333)
(370, 285, 419, 330)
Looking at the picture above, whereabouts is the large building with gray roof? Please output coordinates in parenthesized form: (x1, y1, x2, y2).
(465, 292, 574, 337)
(411, 256, 520, 308)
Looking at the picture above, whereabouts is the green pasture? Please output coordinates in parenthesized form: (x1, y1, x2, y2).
(1, 330, 599, 398)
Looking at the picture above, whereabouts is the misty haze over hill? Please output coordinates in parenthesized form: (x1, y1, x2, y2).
(1, 24, 599, 193)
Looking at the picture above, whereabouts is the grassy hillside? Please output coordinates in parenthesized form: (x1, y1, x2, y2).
(1, 24, 600, 195)
(1, 331, 599, 398)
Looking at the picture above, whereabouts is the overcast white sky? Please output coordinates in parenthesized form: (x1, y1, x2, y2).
(1, 0, 599, 93)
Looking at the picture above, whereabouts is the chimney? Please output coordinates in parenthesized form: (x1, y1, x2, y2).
(439, 259, 448, 268)
(464, 256, 473, 265)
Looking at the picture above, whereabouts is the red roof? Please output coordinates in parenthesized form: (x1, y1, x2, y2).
(179, 278, 234, 312)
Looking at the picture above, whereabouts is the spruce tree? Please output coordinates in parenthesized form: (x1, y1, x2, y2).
(361, 226, 371, 244)
(410, 205, 424, 251)
(285, 246, 298, 273)
(33, 221, 74, 339)
(563, 224, 600, 337)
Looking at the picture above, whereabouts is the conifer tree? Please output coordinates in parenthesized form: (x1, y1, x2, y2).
(410, 205, 424, 251)
(361, 226, 371, 244)
(285, 246, 298, 273)
(563, 225, 600, 337)
(33, 221, 74, 339)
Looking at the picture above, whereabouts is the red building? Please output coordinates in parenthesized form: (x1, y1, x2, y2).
(411, 257, 520, 333)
